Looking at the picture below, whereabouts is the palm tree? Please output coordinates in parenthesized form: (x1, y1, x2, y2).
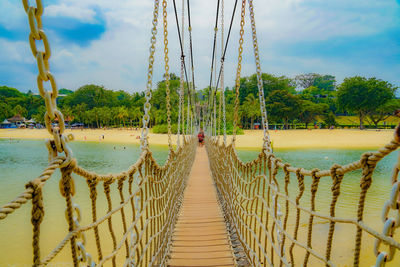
(117, 106, 129, 127)
(129, 107, 143, 127)
(243, 93, 260, 129)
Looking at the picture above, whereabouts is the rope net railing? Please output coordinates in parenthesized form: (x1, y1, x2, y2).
(206, 133, 400, 267)
(0, 138, 196, 267)
(0, 0, 199, 265)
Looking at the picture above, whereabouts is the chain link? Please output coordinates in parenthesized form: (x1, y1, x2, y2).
(232, 0, 246, 144)
(220, 0, 226, 144)
(22, 0, 74, 165)
(182, 0, 186, 139)
(248, 0, 272, 152)
(374, 151, 400, 266)
(177, 0, 185, 148)
(187, 90, 190, 135)
(65, 204, 95, 266)
(213, 38, 218, 138)
(141, 0, 160, 150)
(162, 0, 173, 150)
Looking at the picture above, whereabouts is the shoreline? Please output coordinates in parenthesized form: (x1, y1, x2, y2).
(0, 128, 397, 150)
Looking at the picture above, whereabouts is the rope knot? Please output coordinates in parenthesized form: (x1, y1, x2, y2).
(295, 168, 305, 192)
(310, 168, 320, 194)
(26, 179, 44, 225)
(272, 158, 281, 175)
(60, 158, 77, 197)
(360, 152, 375, 190)
(282, 163, 291, 184)
(118, 174, 127, 191)
(330, 164, 343, 196)
(266, 154, 273, 169)
(86, 177, 98, 200)
(103, 177, 114, 195)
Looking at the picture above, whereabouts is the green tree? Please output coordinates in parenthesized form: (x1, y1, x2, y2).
(337, 77, 396, 129)
(32, 106, 46, 124)
(98, 107, 112, 127)
(0, 86, 24, 98)
(61, 106, 73, 123)
(73, 103, 88, 123)
(239, 73, 295, 104)
(366, 99, 400, 128)
(129, 106, 143, 127)
(59, 88, 73, 95)
(313, 75, 336, 91)
(13, 104, 27, 117)
(299, 100, 328, 128)
(324, 111, 337, 128)
(295, 73, 320, 89)
(62, 84, 118, 109)
(266, 90, 301, 129)
(117, 106, 129, 127)
(0, 102, 14, 121)
(242, 93, 260, 129)
(295, 73, 336, 91)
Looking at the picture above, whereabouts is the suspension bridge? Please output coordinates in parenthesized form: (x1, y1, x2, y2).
(1, 0, 400, 266)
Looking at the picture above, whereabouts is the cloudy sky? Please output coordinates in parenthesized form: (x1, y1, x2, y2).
(1, 0, 399, 93)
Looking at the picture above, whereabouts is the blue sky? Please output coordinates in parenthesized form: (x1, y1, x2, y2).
(0, 0, 399, 93)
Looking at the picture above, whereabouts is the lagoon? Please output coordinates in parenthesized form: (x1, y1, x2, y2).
(0, 139, 398, 266)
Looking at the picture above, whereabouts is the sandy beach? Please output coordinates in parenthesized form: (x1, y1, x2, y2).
(0, 128, 397, 149)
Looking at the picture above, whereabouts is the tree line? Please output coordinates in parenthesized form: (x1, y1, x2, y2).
(0, 72, 398, 130)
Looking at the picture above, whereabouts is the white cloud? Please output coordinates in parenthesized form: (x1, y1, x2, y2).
(46, 3, 99, 24)
(1, 0, 399, 93)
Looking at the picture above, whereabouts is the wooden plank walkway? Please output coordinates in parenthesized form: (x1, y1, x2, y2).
(168, 146, 235, 267)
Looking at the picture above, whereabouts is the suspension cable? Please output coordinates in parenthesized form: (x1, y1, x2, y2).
(206, 0, 221, 130)
(187, 0, 198, 131)
(176, 0, 185, 147)
(219, 0, 226, 143)
(248, 0, 271, 151)
(172, 0, 196, 132)
(140, 0, 161, 150)
(215, 0, 239, 93)
(208, 0, 239, 132)
(232, 0, 246, 143)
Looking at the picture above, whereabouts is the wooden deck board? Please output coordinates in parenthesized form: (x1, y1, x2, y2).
(168, 147, 235, 267)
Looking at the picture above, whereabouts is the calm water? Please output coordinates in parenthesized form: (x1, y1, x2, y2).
(0, 140, 398, 266)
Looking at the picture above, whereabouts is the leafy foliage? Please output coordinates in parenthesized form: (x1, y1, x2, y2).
(337, 76, 397, 128)
(0, 72, 398, 131)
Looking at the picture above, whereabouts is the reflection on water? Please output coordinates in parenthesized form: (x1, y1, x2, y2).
(0, 140, 398, 266)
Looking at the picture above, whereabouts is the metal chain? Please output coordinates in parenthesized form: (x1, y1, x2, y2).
(232, 0, 246, 144)
(141, 0, 160, 150)
(213, 42, 218, 138)
(177, 0, 185, 147)
(213, 87, 217, 137)
(22, 0, 74, 166)
(162, 0, 173, 150)
(374, 151, 400, 266)
(21, 2, 93, 265)
(67, 204, 95, 266)
(190, 111, 193, 134)
(187, 4, 197, 135)
(181, 0, 185, 139)
(219, 0, 226, 144)
(248, 0, 272, 152)
(187, 90, 191, 135)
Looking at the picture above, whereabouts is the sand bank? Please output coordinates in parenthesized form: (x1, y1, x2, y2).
(0, 128, 397, 149)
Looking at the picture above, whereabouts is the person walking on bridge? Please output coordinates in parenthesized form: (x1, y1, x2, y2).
(197, 129, 205, 146)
